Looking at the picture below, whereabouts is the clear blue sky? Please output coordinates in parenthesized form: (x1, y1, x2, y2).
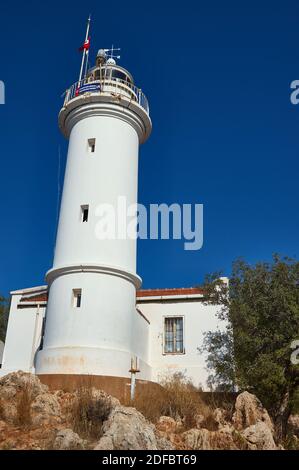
(0, 0, 298, 296)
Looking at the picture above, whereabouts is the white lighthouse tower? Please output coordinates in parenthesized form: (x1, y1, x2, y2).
(36, 40, 152, 390)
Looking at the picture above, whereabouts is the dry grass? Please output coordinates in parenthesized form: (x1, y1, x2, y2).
(15, 384, 32, 427)
(231, 429, 249, 450)
(128, 373, 217, 430)
(71, 385, 111, 439)
(0, 399, 5, 420)
(202, 392, 236, 420)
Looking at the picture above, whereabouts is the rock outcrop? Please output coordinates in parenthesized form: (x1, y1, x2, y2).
(155, 416, 179, 434)
(31, 393, 61, 425)
(0, 371, 48, 400)
(53, 428, 85, 450)
(94, 406, 173, 450)
(182, 426, 241, 450)
(181, 392, 278, 450)
(241, 422, 277, 450)
(0, 371, 289, 451)
(232, 391, 274, 432)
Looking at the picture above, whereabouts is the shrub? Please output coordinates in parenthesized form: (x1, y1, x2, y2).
(71, 386, 111, 439)
(290, 387, 299, 414)
(129, 372, 216, 430)
(126, 383, 167, 424)
(231, 429, 248, 450)
(283, 432, 299, 450)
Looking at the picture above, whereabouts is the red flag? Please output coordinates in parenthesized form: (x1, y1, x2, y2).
(79, 37, 90, 52)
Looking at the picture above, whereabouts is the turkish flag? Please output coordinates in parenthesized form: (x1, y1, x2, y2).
(79, 37, 90, 52)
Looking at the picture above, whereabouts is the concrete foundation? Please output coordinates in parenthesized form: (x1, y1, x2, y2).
(38, 373, 161, 402)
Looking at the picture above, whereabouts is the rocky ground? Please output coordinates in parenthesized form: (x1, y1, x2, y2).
(0, 371, 298, 450)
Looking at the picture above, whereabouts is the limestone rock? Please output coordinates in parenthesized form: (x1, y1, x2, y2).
(53, 428, 85, 450)
(0, 371, 48, 400)
(241, 422, 277, 450)
(0, 419, 7, 433)
(94, 406, 171, 450)
(183, 426, 239, 450)
(0, 401, 17, 422)
(31, 393, 61, 416)
(232, 391, 273, 432)
(156, 416, 178, 433)
(31, 393, 61, 425)
(183, 428, 211, 450)
(155, 416, 180, 449)
(156, 435, 175, 450)
(94, 436, 114, 450)
(89, 387, 120, 409)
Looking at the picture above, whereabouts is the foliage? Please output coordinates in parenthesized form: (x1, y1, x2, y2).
(201, 329, 236, 392)
(282, 432, 299, 450)
(201, 255, 299, 437)
(290, 387, 299, 414)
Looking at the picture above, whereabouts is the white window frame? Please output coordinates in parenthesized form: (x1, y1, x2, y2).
(87, 138, 96, 153)
(80, 204, 89, 223)
(162, 315, 185, 355)
(72, 289, 82, 308)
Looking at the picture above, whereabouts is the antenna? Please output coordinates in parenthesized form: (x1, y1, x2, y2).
(104, 45, 121, 61)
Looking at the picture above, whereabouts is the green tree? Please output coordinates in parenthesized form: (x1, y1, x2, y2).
(201, 255, 299, 440)
(0, 295, 9, 342)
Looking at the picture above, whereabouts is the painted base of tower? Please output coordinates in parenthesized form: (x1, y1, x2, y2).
(37, 374, 161, 402)
(35, 346, 152, 382)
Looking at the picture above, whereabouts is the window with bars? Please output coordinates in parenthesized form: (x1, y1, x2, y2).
(164, 317, 184, 354)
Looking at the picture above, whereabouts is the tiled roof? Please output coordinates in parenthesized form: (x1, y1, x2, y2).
(19, 286, 204, 303)
(136, 287, 204, 297)
(20, 293, 48, 302)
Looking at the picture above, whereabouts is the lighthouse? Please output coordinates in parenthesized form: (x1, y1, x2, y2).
(35, 38, 152, 389)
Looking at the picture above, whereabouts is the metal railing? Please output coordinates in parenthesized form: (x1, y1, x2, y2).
(63, 77, 149, 115)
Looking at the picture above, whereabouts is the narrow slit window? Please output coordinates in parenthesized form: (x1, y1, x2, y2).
(81, 205, 89, 222)
(164, 317, 184, 354)
(88, 138, 96, 153)
(72, 289, 82, 308)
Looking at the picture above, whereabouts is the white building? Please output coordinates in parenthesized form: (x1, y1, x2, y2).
(0, 341, 4, 368)
(0, 43, 224, 398)
(1, 285, 222, 393)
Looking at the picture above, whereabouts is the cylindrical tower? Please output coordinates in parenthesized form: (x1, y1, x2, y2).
(36, 49, 152, 382)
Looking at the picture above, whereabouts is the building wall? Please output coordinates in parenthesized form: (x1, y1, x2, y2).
(1, 289, 225, 390)
(0, 341, 4, 367)
(36, 275, 147, 378)
(0, 293, 45, 376)
(137, 298, 223, 389)
(53, 115, 139, 273)
(131, 310, 151, 380)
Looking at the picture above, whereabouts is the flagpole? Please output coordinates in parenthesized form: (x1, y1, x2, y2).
(79, 15, 91, 83)
(84, 49, 89, 78)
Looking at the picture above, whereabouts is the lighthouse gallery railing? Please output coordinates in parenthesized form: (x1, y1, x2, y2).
(63, 77, 149, 115)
